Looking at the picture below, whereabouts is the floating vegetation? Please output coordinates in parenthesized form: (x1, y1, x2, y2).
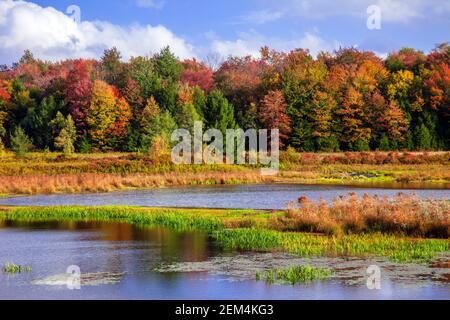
(256, 265, 333, 285)
(2, 262, 32, 274)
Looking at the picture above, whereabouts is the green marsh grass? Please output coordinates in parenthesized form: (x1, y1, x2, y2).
(214, 228, 449, 262)
(256, 265, 333, 285)
(1, 206, 448, 263)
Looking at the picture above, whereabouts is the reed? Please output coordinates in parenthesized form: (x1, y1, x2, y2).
(275, 193, 450, 238)
(0, 171, 271, 195)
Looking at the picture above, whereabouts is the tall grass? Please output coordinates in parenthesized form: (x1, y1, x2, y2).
(213, 228, 449, 262)
(274, 193, 450, 238)
(0, 171, 270, 195)
(2, 207, 225, 233)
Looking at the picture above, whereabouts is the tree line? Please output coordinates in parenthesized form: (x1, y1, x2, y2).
(0, 44, 448, 155)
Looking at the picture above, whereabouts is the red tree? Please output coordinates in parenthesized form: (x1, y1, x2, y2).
(181, 59, 214, 92)
(259, 90, 291, 144)
(64, 59, 96, 134)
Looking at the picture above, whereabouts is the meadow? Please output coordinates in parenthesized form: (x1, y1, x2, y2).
(0, 151, 448, 195)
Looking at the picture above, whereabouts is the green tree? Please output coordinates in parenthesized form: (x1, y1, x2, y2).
(100, 47, 126, 88)
(140, 97, 177, 153)
(415, 124, 432, 150)
(192, 86, 207, 118)
(54, 115, 76, 154)
(10, 126, 32, 156)
(153, 46, 182, 83)
(22, 95, 60, 149)
(173, 103, 200, 133)
(205, 90, 236, 134)
(379, 134, 390, 151)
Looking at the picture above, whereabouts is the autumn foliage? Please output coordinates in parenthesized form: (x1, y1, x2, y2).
(0, 43, 448, 153)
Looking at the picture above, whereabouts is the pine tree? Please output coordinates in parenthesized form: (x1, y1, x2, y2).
(415, 124, 432, 150)
(205, 90, 236, 134)
(379, 134, 390, 151)
(10, 126, 32, 156)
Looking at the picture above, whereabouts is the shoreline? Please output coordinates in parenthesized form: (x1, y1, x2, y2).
(0, 174, 449, 197)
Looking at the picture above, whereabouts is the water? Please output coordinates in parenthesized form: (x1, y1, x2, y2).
(0, 221, 448, 300)
(0, 184, 449, 209)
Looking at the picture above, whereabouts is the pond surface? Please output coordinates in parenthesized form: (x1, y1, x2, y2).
(0, 221, 449, 300)
(0, 184, 449, 209)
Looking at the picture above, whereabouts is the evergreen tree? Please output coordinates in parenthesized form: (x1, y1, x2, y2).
(415, 124, 432, 150)
(205, 90, 236, 134)
(10, 126, 32, 156)
(379, 134, 390, 151)
(140, 97, 177, 152)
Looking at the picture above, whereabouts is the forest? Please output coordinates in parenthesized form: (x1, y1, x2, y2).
(0, 43, 449, 155)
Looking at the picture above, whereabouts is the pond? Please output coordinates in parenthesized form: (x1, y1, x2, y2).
(0, 221, 449, 300)
(0, 184, 449, 209)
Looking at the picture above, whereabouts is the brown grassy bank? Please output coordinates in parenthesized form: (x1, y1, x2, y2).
(0, 151, 448, 195)
(0, 171, 272, 195)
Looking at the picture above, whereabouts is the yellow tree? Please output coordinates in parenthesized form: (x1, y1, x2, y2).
(87, 80, 131, 150)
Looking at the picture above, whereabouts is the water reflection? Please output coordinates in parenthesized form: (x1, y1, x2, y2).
(0, 184, 449, 209)
(0, 220, 448, 300)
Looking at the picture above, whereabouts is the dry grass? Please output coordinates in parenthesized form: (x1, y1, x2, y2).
(271, 193, 450, 238)
(0, 171, 273, 195)
(0, 151, 449, 195)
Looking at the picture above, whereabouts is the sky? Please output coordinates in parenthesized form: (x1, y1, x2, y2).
(0, 0, 449, 65)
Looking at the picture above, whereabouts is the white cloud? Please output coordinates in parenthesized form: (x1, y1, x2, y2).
(210, 30, 339, 59)
(0, 0, 195, 64)
(135, 0, 165, 9)
(247, 0, 450, 23)
(239, 10, 284, 24)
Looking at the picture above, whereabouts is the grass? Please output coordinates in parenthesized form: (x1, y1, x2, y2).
(256, 265, 333, 285)
(0, 205, 448, 263)
(214, 228, 449, 262)
(276, 193, 449, 238)
(2, 262, 32, 274)
(0, 151, 448, 195)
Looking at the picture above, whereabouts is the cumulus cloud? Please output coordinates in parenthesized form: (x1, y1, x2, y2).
(0, 0, 195, 64)
(210, 30, 339, 58)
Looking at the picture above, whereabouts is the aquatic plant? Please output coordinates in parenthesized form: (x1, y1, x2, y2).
(2, 262, 32, 274)
(213, 228, 449, 262)
(256, 265, 333, 285)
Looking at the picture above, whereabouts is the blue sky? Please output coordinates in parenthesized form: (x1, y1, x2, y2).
(0, 0, 449, 64)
